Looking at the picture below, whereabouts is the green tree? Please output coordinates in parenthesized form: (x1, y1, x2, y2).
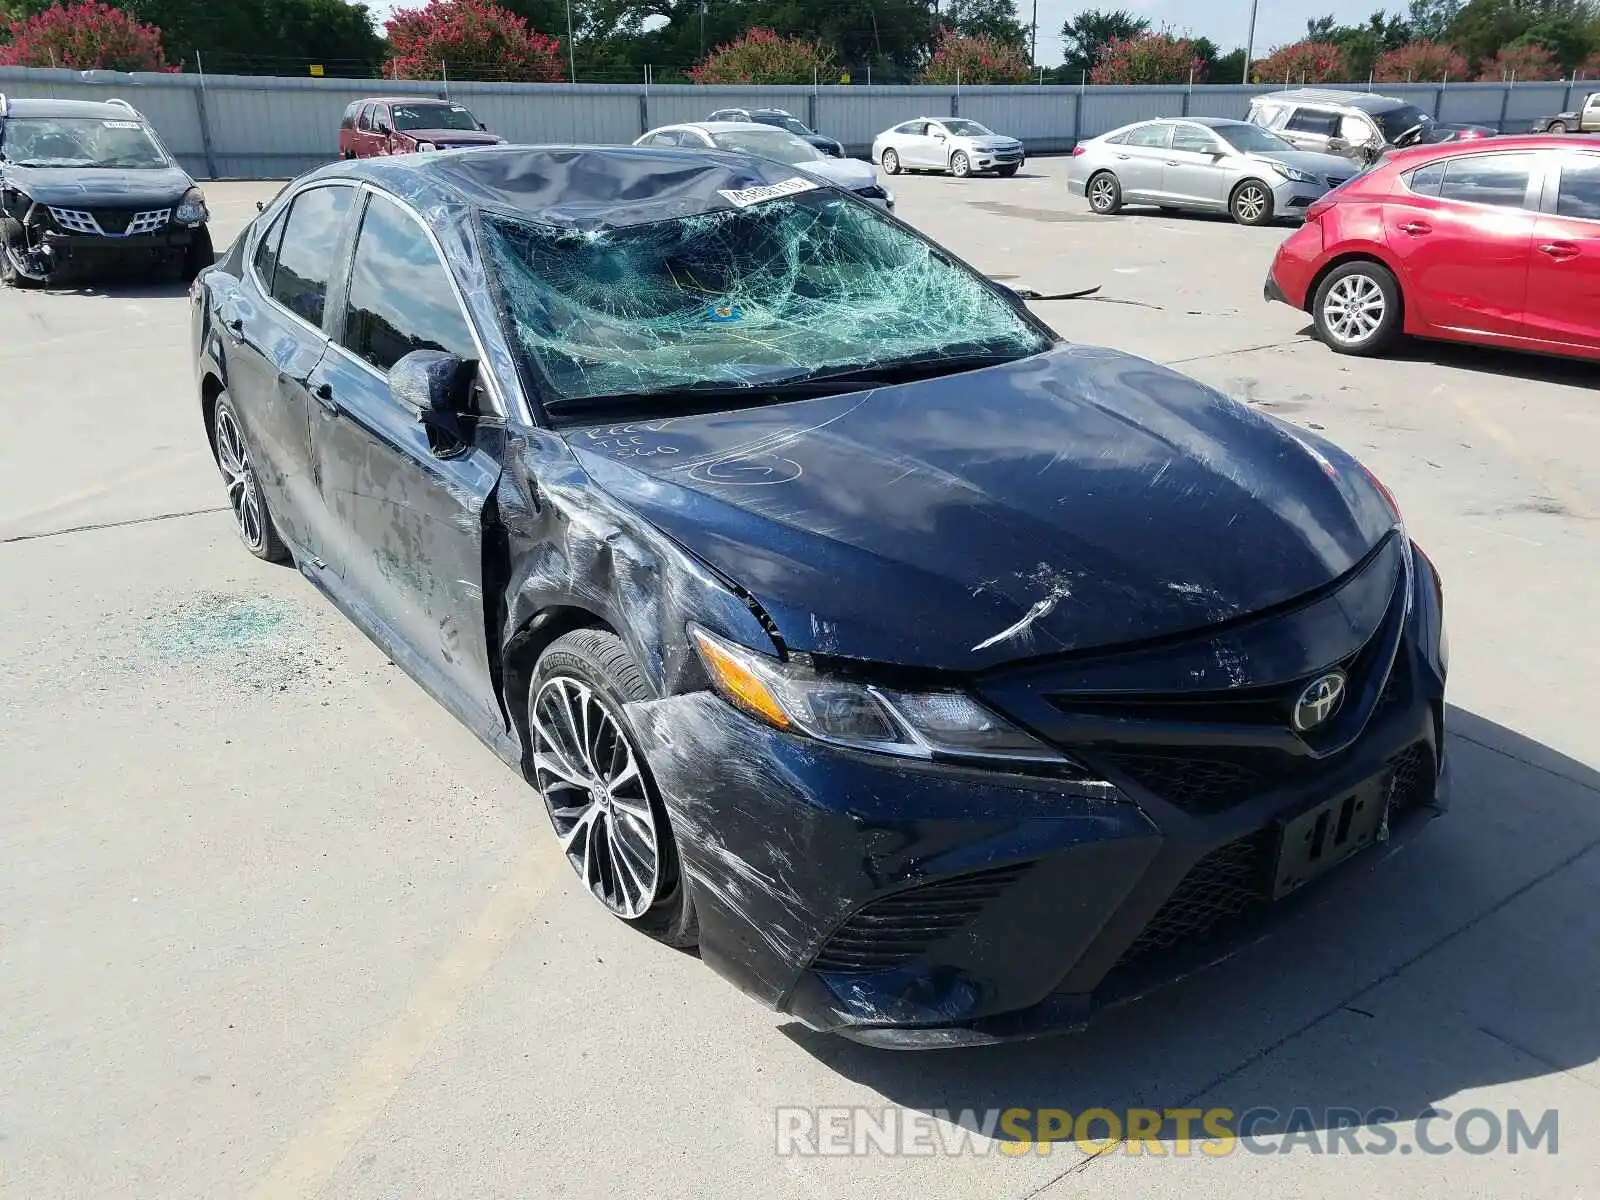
(1408, 0, 1464, 40)
(1091, 32, 1204, 83)
(688, 25, 832, 82)
(919, 28, 1030, 81)
(1060, 8, 1149, 76)
(1207, 46, 1248, 81)
(943, 0, 1027, 47)
(1305, 10, 1415, 80)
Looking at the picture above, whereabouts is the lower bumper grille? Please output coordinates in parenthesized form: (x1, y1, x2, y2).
(811, 863, 1031, 973)
(1116, 741, 1434, 971)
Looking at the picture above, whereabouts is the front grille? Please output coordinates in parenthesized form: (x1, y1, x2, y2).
(1117, 830, 1275, 967)
(1097, 748, 1282, 815)
(46, 207, 171, 237)
(810, 863, 1031, 973)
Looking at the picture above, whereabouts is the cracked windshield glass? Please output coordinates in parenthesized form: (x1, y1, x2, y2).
(480, 187, 1051, 406)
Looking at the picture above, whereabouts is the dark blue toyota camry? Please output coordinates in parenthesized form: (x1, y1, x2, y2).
(192, 146, 1448, 1048)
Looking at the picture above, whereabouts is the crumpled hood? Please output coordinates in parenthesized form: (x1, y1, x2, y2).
(0, 163, 193, 207)
(565, 346, 1396, 671)
(796, 156, 877, 191)
(1250, 149, 1355, 177)
(408, 128, 503, 147)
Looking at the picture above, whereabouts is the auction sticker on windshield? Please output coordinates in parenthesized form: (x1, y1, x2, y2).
(104, 120, 142, 129)
(717, 178, 818, 208)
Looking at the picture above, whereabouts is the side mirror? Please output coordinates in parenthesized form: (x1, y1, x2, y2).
(477, 121, 488, 131)
(376, 120, 393, 136)
(390, 349, 473, 425)
(1328, 137, 1350, 153)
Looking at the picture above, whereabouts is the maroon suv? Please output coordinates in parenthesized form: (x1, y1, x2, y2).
(338, 98, 504, 158)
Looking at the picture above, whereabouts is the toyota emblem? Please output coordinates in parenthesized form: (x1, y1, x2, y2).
(1292, 670, 1347, 732)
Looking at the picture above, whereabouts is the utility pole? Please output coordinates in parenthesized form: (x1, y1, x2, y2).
(566, 0, 576, 83)
(699, 1, 706, 57)
(1030, 0, 1038, 65)
(1242, 0, 1259, 84)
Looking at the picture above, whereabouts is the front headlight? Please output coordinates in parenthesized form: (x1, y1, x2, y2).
(1270, 162, 1317, 184)
(175, 185, 208, 225)
(690, 625, 1081, 767)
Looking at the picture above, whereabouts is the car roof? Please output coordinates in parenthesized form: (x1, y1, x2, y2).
(662, 121, 790, 134)
(290, 145, 817, 232)
(350, 96, 457, 106)
(1255, 88, 1406, 113)
(0, 97, 151, 120)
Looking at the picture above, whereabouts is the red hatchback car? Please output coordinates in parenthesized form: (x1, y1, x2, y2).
(1267, 136, 1600, 362)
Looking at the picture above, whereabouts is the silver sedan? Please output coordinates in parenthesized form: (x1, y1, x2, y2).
(872, 117, 1024, 178)
(1067, 117, 1357, 226)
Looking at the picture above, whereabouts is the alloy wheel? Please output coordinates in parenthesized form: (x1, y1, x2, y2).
(881, 149, 899, 175)
(1234, 184, 1269, 223)
(1322, 273, 1387, 346)
(1089, 175, 1117, 211)
(951, 151, 971, 177)
(214, 407, 266, 552)
(532, 675, 661, 919)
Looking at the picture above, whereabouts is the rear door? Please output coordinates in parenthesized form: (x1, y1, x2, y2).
(1384, 150, 1541, 337)
(1113, 122, 1172, 200)
(1162, 123, 1229, 208)
(312, 187, 504, 732)
(1524, 150, 1600, 352)
(353, 104, 377, 157)
(223, 182, 357, 560)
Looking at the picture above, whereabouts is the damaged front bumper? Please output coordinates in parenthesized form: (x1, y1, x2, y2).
(627, 550, 1449, 1047)
(14, 226, 202, 281)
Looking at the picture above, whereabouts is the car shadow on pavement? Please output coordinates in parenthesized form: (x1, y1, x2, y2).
(1390, 339, 1600, 390)
(51, 279, 195, 300)
(784, 707, 1600, 1142)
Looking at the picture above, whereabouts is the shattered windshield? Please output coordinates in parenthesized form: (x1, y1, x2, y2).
(0, 117, 169, 168)
(1371, 105, 1431, 140)
(481, 187, 1050, 408)
(392, 103, 480, 132)
(710, 129, 823, 165)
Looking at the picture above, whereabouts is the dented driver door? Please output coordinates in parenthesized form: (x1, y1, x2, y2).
(310, 189, 505, 737)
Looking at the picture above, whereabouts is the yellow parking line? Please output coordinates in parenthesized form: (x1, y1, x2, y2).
(250, 845, 560, 1200)
(1448, 390, 1595, 522)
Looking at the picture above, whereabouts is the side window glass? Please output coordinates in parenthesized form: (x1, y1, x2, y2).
(1171, 125, 1218, 153)
(1287, 109, 1338, 137)
(1438, 153, 1534, 209)
(341, 192, 476, 374)
(252, 209, 287, 291)
(272, 185, 355, 328)
(1125, 124, 1173, 149)
(1557, 156, 1600, 220)
(1407, 162, 1446, 196)
(357, 105, 372, 132)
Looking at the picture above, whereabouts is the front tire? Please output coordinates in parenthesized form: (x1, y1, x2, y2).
(0, 217, 43, 289)
(1230, 179, 1275, 226)
(950, 150, 972, 178)
(530, 629, 698, 948)
(1312, 261, 1403, 357)
(1548, 121, 1568, 134)
(1086, 171, 1123, 214)
(212, 393, 290, 562)
(880, 148, 900, 175)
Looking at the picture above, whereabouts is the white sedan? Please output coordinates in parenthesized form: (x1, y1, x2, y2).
(872, 117, 1025, 178)
(634, 122, 893, 210)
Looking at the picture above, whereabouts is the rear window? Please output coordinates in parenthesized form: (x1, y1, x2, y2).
(1123, 124, 1172, 149)
(1436, 153, 1534, 209)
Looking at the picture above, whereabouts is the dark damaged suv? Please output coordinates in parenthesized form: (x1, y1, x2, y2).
(0, 95, 212, 286)
(192, 147, 1448, 1047)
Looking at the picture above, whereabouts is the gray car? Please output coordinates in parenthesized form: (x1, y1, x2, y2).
(872, 117, 1024, 178)
(1067, 117, 1357, 226)
(634, 122, 892, 210)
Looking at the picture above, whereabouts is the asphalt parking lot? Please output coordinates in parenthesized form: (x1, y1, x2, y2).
(3, 160, 1598, 1200)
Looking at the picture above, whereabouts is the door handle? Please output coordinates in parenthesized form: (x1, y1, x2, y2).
(1165, 160, 1179, 166)
(1114, 153, 1131, 160)
(1538, 241, 1579, 260)
(1398, 221, 1432, 236)
(311, 382, 339, 415)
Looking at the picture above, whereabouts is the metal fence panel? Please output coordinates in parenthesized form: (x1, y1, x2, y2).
(0, 66, 1580, 180)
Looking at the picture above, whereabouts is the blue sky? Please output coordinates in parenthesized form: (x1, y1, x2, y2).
(366, 1, 1393, 67)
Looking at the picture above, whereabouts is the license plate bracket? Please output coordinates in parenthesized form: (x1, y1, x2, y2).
(1272, 777, 1389, 900)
